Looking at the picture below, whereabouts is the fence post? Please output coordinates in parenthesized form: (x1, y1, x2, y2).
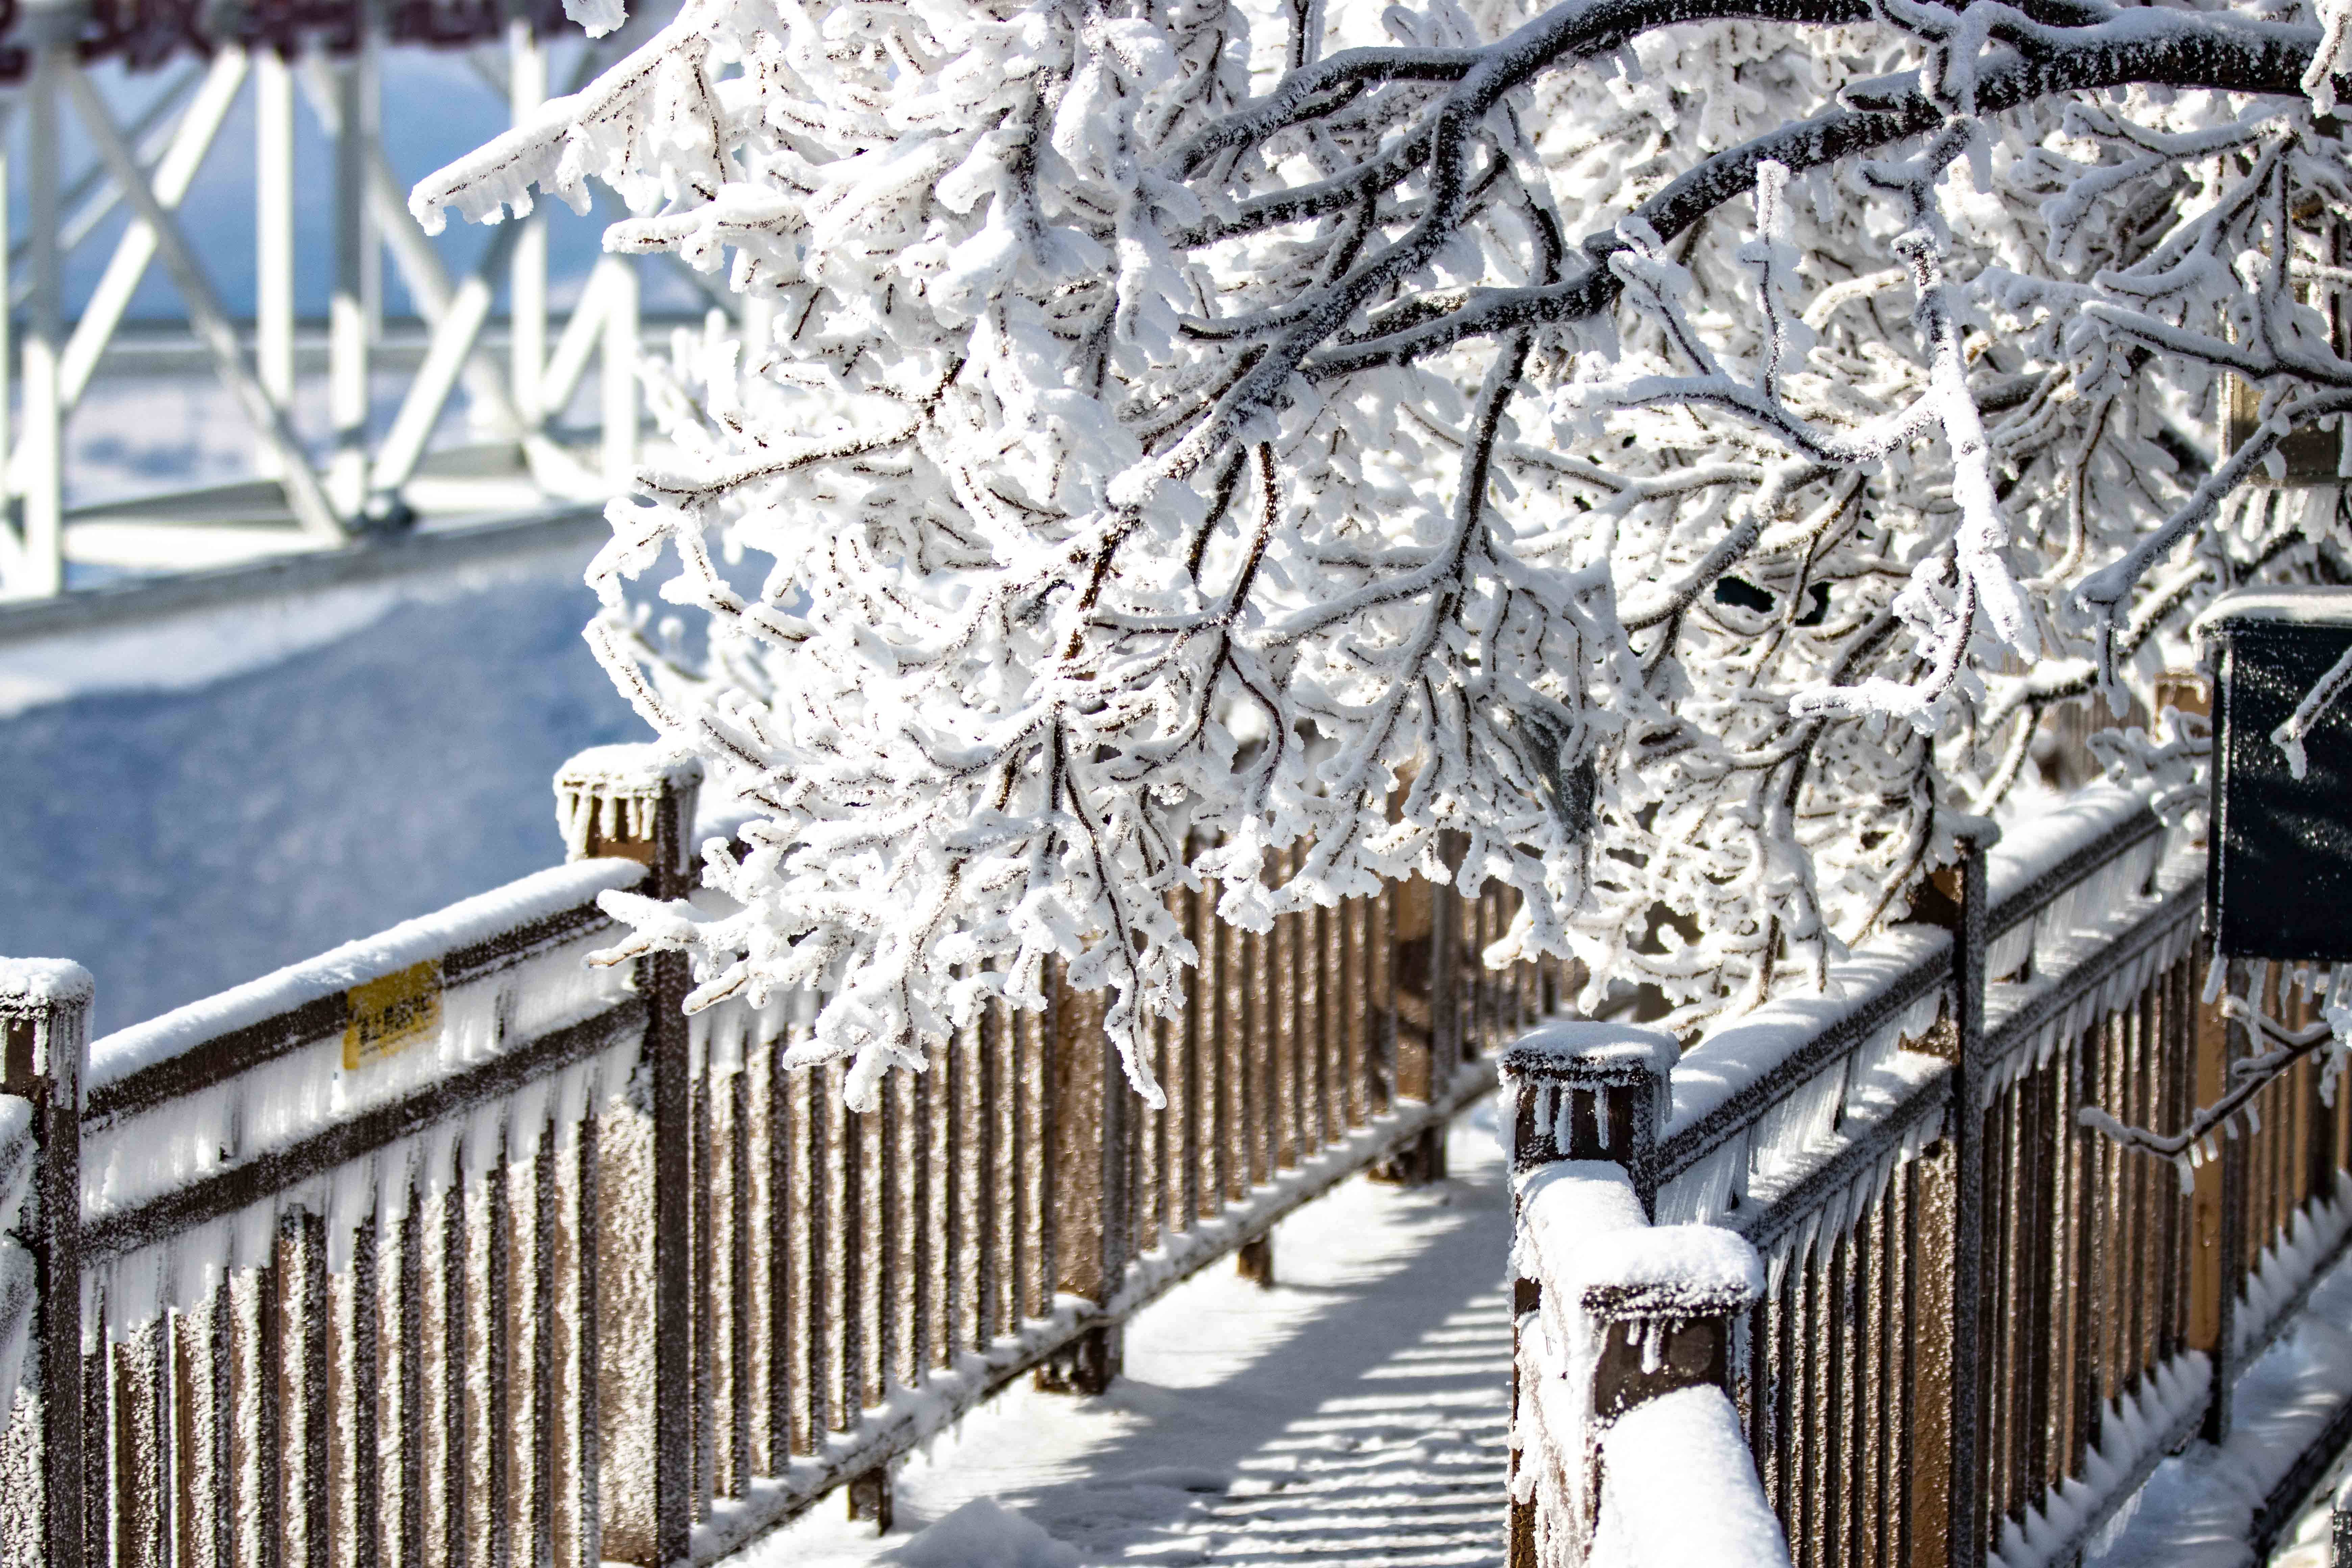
(1501, 1022, 1677, 1568)
(1500, 1022, 1673, 1209)
(1035, 970, 1130, 1395)
(555, 746, 703, 1567)
(0, 959, 89, 1568)
(1944, 835, 1991, 1568)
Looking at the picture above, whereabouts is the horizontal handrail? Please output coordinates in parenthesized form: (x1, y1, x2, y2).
(84, 856, 641, 1113)
(1654, 789, 2167, 1187)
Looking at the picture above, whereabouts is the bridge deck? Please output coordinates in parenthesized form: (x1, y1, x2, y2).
(755, 1102, 1515, 1568)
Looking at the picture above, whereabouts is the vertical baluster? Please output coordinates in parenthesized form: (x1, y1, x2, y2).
(840, 1070, 865, 1427)
(2075, 1014, 2110, 1465)
(975, 1007, 1000, 1349)
(350, 1208, 382, 1568)
(115, 1316, 168, 1568)
(491, 1131, 525, 1567)
(1825, 1231, 1853, 1568)
(532, 1105, 566, 1563)
(1001, 1006, 1026, 1328)
(2117, 1006, 2135, 1410)
(1799, 1240, 1827, 1568)
(1857, 1200, 1886, 1568)
(1881, 1175, 1910, 1568)
(728, 1051, 753, 1493)
(574, 1099, 603, 1568)
(1332, 894, 1354, 1134)
(1030, 992, 1055, 1325)
(2005, 1084, 2032, 1528)
(441, 1145, 472, 1568)
(1368, 882, 1395, 1117)
(1750, 1255, 1781, 1517)
(1341, 897, 1365, 1129)
(2005, 1081, 2036, 1526)
(1323, 885, 1345, 1148)
(2129, 992, 2158, 1390)
(801, 1067, 827, 1452)
(763, 1029, 795, 1467)
(944, 1013, 966, 1362)
(485, 1129, 516, 1568)
(1202, 887, 1227, 1207)
(395, 1175, 425, 1568)
(170, 1280, 221, 1568)
(1181, 888, 1204, 1228)
(1244, 924, 1268, 1189)
(1264, 854, 1291, 1175)
(2174, 960, 2203, 1359)
(1907, 1134, 1959, 1568)
(536, 1107, 574, 1568)
(876, 1067, 899, 1405)
(1142, 989, 1166, 1256)
(684, 1064, 711, 1512)
(2034, 1062, 2062, 1509)
(1771, 1251, 1798, 1534)
(913, 1047, 935, 1385)
(2064, 1026, 2098, 1490)
(1230, 919, 1252, 1194)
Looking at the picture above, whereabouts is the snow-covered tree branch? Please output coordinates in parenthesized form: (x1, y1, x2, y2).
(418, 0, 2352, 1107)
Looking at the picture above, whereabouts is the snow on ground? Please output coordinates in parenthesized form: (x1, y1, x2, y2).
(743, 1101, 1514, 1568)
(0, 542, 644, 1034)
(2093, 1208, 2352, 1568)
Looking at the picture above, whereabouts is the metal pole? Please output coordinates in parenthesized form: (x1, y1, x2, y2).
(1947, 836, 1991, 1568)
(256, 47, 295, 477)
(509, 18, 547, 434)
(0, 109, 15, 559)
(19, 43, 64, 595)
(328, 37, 377, 520)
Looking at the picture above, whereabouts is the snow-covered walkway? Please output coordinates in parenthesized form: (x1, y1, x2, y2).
(748, 1100, 1514, 1568)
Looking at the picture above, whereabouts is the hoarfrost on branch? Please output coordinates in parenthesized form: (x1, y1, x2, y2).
(418, 0, 2352, 1108)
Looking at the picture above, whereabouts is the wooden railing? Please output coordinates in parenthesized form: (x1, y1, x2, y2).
(1510, 782, 2352, 1568)
(0, 744, 1567, 1568)
(1503, 1023, 1788, 1568)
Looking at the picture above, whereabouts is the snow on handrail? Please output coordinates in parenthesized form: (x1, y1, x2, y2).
(86, 857, 645, 1095)
(1656, 781, 2163, 1171)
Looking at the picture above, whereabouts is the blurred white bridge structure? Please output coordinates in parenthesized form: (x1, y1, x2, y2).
(0, 0, 699, 603)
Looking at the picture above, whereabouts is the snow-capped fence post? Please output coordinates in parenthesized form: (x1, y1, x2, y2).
(1501, 1021, 1674, 1212)
(0, 960, 89, 1568)
(555, 746, 702, 1567)
(1503, 1022, 1783, 1568)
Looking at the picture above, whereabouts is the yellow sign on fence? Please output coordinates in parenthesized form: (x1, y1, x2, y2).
(343, 960, 444, 1070)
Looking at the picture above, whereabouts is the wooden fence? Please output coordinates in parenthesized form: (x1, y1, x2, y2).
(1508, 783, 2352, 1568)
(0, 743, 1567, 1568)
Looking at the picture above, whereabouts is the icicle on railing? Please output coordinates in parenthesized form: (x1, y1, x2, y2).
(555, 744, 706, 869)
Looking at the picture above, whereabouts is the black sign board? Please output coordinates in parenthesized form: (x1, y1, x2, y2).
(2202, 588, 2352, 961)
